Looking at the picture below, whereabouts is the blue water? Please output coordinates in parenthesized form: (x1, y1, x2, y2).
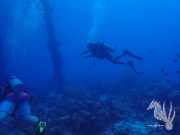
(1, 0, 180, 84)
(0, 0, 180, 134)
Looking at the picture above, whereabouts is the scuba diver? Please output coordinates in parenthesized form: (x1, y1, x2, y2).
(79, 42, 143, 76)
(0, 76, 46, 135)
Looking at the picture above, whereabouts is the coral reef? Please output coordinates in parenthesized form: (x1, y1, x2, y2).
(0, 81, 180, 135)
(42, 96, 118, 134)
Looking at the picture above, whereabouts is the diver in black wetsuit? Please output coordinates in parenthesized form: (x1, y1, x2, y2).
(79, 42, 143, 76)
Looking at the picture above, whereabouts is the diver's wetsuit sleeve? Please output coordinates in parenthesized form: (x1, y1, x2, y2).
(78, 49, 91, 57)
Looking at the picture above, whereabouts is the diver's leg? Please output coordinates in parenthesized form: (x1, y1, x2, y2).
(20, 101, 46, 135)
(22, 113, 39, 124)
(0, 111, 8, 121)
(111, 60, 141, 76)
(0, 99, 15, 121)
(111, 54, 124, 62)
(109, 57, 127, 64)
(111, 50, 131, 62)
(23, 113, 46, 135)
(123, 50, 143, 61)
(19, 101, 39, 124)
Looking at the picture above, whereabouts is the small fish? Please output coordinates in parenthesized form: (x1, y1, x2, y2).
(172, 59, 178, 63)
(166, 80, 171, 83)
(148, 51, 153, 53)
(177, 71, 180, 74)
(161, 68, 164, 72)
(162, 72, 169, 76)
(175, 53, 179, 56)
(178, 56, 180, 58)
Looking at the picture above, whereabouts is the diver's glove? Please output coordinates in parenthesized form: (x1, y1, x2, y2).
(29, 96, 34, 104)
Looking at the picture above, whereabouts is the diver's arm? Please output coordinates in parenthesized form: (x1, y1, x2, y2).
(83, 54, 94, 58)
(78, 49, 91, 57)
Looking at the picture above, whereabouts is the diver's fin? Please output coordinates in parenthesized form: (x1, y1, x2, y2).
(127, 61, 141, 76)
(132, 67, 141, 76)
(131, 54, 143, 61)
(33, 121, 46, 135)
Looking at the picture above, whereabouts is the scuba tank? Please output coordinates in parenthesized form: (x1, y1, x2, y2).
(0, 76, 26, 100)
(7, 76, 26, 93)
(102, 43, 116, 53)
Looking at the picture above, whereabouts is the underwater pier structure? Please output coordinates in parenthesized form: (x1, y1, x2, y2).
(40, 0, 65, 90)
(0, 37, 7, 80)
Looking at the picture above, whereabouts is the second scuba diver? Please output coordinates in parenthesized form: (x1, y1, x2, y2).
(79, 42, 143, 76)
